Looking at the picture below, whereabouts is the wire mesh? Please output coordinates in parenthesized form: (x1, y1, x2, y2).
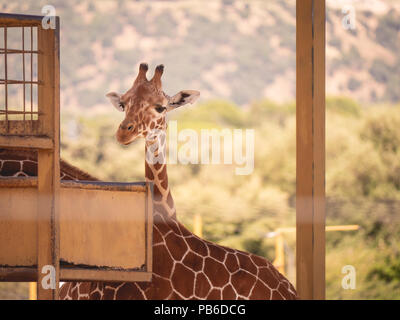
(0, 24, 39, 135)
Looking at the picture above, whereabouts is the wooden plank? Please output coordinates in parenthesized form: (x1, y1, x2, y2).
(0, 186, 37, 266)
(0, 135, 53, 149)
(60, 188, 147, 269)
(0, 185, 151, 270)
(296, 0, 326, 300)
(0, 13, 42, 27)
(0, 267, 152, 283)
(61, 180, 146, 192)
(37, 20, 60, 300)
(60, 269, 151, 282)
(0, 120, 40, 135)
(0, 267, 37, 282)
(0, 177, 147, 191)
(0, 176, 37, 188)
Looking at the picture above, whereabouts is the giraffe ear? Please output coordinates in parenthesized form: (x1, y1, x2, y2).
(167, 90, 200, 111)
(106, 92, 124, 112)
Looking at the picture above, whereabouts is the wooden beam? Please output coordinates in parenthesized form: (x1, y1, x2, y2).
(61, 180, 147, 192)
(0, 267, 37, 282)
(0, 135, 53, 149)
(0, 267, 152, 283)
(0, 177, 147, 192)
(0, 13, 43, 27)
(37, 18, 60, 300)
(296, 0, 326, 300)
(60, 269, 152, 282)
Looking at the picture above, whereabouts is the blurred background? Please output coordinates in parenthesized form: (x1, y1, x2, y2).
(0, 0, 399, 299)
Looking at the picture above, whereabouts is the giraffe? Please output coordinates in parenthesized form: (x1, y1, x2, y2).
(57, 63, 298, 300)
(0, 149, 97, 181)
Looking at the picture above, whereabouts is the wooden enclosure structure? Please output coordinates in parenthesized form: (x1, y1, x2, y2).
(0, 13, 153, 300)
(0, 2, 326, 300)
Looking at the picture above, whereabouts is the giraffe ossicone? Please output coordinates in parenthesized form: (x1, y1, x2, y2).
(60, 63, 298, 300)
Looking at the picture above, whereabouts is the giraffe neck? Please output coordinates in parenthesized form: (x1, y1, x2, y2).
(145, 135, 176, 219)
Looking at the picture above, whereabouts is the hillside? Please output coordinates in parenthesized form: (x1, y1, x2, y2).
(0, 0, 399, 110)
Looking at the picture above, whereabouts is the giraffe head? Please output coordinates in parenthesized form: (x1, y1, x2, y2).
(106, 63, 200, 145)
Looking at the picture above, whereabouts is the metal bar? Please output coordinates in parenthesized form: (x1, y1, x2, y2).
(0, 79, 40, 84)
(22, 27, 26, 126)
(4, 26, 8, 132)
(30, 26, 33, 124)
(0, 110, 39, 114)
(0, 48, 39, 54)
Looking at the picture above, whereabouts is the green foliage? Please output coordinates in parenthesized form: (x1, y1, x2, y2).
(368, 255, 400, 284)
(173, 99, 246, 128)
(248, 99, 295, 126)
(326, 96, 361, 116)
(2, 95, 400, 299)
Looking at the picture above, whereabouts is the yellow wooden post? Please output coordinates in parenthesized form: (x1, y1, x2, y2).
(269, 225, 358, 296)
(273, 232, 285, 275)
(193, 214, 203, 238)
(29, 282, 37, 300)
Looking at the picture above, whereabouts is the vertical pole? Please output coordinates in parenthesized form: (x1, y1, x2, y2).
(296, 0, 326, 300)
(37, 18, 60, 300)
(29, 282, 37, 300)
(193, 214, 203, 238)
(273, 232, 285, 276)
(4, 26, 8, 132)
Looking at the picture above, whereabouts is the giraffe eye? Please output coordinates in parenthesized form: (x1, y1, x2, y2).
(119, 102, 125, 111)
(155, 105, 166, 113)
(128, 125, 133, 131)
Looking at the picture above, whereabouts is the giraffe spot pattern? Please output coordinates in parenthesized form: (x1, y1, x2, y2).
(207, 288, 222, 299)
(171, 263, 195, 298)
(0, 154, 298, 301)
(204, 257, 230, 288)
(165, 232, 188, 261)
(194, 273, 211, 298)
(182, 251, 203, 272)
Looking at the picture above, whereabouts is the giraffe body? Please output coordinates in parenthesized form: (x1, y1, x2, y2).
(0, 63, 297, 300)
(60, 63, 297, 300)
(61, 214, 297, 300)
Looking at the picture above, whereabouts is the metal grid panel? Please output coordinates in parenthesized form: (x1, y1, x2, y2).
(0, 24, 39, 134)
